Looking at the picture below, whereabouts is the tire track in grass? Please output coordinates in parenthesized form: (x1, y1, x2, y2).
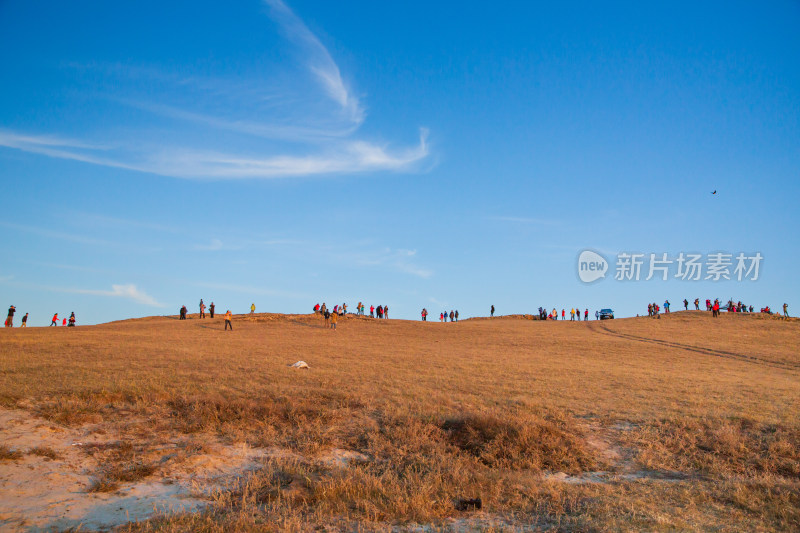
(587, 322, 800, 372)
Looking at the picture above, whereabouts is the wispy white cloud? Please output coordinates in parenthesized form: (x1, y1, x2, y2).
(79, 284, 165, 307)
(0, 2, 428, 180)
(115, 98, 359, 141)
(334, 245, 433, 278)
(0, 221, 161, 252)
(0, 220, 116, 247)
(194, 281, 309, 300)
(487, 216, 558, 225)
(2, 280, 165, 307)
(428, 297, 449, 308)
(193, 238, 226, 251)
(264, 0, 364, 124)
(0, 128, 429, 179)
(64, 211, 181, 234)
(145, 129, 429, 179)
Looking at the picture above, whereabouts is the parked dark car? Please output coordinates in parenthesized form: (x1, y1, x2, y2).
(599, 308, 614, 320)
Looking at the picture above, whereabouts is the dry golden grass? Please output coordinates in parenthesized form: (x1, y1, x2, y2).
(0, 444, 24, 461)
(0, 310, 798, 531)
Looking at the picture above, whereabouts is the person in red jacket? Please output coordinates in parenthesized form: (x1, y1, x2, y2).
(370, 305, 375, 318)
(561, 309, 565, 320)
(50, 313, 58, 326)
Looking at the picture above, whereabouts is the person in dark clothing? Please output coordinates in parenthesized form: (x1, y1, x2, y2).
(209, 302, 215, 318)
(455, 310, 459, 321)
(68, 312, 76, 327)
(449, 310, 454, 322)
(491, 305, 495, 317)
(180, 306, 187, 320)
(5, 305, 15, 327)
(21, 313, 28, 327)
(683, 299, 689, 310)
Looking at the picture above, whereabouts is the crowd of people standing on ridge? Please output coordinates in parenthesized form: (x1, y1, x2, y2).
(177, 299, 235, 331)
(6, 294, 792, 332)
(432, 309, 459, 322)
(313, 302, 389, 322)
(644, 298, 788, 318)
(535, 307, 590, 321)
(5, 306, 71, 328)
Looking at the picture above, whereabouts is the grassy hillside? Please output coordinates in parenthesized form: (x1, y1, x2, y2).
(0, 311, 798, 531)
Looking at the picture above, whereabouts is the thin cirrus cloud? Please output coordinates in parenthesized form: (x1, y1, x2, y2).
(0, 0, 429, 180)
(5, 282, 165, 308)
(78, 284, 165, 308)
(264, 0, 364, 125)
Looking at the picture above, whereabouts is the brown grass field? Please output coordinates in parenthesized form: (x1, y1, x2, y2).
(0, 311, 798, 531)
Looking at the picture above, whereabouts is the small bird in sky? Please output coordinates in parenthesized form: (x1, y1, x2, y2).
(711, 190, 717, 194)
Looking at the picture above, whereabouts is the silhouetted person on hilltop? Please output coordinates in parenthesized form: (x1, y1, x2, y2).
(455, 310, 459, 321)
(5, 305, 15, 327)
(21, 313, 28, 327)
(695, 298, 700, 310)
(209, 302, 215, 318)
(180, 306, 187, 320)
(684, 299, 688, 310)
(491, 305, 495, 317)
(784, 303, 789, 317)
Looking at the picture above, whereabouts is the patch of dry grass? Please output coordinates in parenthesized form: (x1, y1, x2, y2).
(83, 441, 158, 492)
(627, 417, 800, 479)
(0, 444, 23, 461)
(28, 445, 59, 460)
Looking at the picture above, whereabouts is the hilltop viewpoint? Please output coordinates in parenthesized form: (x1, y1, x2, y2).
(0, 311, 798, 531)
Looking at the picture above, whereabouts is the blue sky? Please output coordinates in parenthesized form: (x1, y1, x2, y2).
(1, 0, 798, 325)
